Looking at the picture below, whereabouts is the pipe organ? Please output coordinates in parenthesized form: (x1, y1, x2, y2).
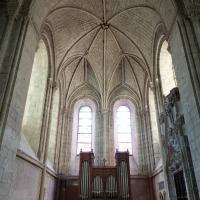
(79, 152, 94, 200)
(79, 151, 131, 200)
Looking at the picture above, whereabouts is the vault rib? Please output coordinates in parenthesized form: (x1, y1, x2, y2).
(65, 57, 83, 100)
(64, 23, 101, 100)
(108, 83, 141, 107)
(86, 27, 102, 54)
(103, 28, 107, 109)
(59, 26, 101, 79)
(46, 6, 103, 23)
(107, 54, 123, 93)
(125, 56, 142, 100)
(102, 0, 107, 23)
(59, 56, 82, 79)
(107, 5, 161, 23)
(110, 24, 151, 79)
(126, 54, 149, 76)
(57, 25, 100, 78)
(85, 59, 102, 95)
(108, 28, 122, 51)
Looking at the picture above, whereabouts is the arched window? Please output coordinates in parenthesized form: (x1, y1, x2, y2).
(77, 106, 92, 154)
(113, 99, 139, 175)
(69, 99, 96, 175)
(21, 40, 48, 154)
(159, 41, 177, 96)
(116, 106, 132, 153)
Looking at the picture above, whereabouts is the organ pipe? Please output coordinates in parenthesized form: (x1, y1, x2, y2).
(79, 151, 131, 200)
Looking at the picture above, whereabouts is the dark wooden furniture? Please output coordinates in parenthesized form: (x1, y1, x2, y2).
(79, 151, 131, 200)
(174, 170, 188, 200)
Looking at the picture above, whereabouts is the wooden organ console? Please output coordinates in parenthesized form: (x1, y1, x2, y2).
(79, 151, 131, 200)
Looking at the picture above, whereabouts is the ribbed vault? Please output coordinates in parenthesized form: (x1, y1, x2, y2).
(40, 0, 176, 106)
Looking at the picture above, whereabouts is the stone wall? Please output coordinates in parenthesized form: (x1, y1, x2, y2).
(44, 173, 57, 200)
(10, 156, 42, 200)
(0, 22, 38, 200)
(169, 22, 200, 194)
(9, 155, 56, 200)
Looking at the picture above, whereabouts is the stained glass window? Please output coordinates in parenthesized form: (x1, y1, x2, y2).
(77, 106, 92, 154)
(116, 106, 132, 153)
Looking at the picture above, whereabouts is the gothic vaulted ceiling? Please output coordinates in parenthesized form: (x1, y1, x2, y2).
(32, 0, 176, 106)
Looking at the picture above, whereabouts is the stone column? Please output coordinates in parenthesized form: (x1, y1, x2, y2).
(160, 88, 199, 200)
(38, 79, 54, 200)
(147, 83, 158, 171)
(0, 0, 32, 145)
(54, 95, 64, 172)
(95, 110, 103, 165)
(37, 78, 54, 161)
(169, 1, 200, 196)
(60, 107, 71, 173)
(173, 0, 200, 114)
(0, 1, 33, 200)
(137, 108, 150, 174)
(102, 109, 108, 162)
(143, 105, 155, 173)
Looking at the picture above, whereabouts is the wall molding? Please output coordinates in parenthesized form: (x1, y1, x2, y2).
(16, 149, 57, 178)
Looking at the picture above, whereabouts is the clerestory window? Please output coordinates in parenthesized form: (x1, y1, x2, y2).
(116, 106, 132, 153)
(77, 106, 92, 154)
